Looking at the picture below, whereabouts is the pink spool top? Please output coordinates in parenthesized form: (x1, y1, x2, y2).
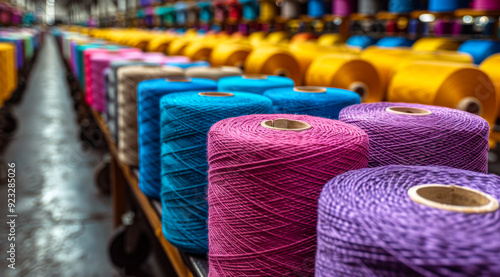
(333, 0, 355, 16)
(473, 0, 500, 10)
(121, 51, 146, 59)
(207, 114, 369, 277)
(142, 52, 167, 57)
(142, 55, 191, 64)
(84, 48, 141, 106)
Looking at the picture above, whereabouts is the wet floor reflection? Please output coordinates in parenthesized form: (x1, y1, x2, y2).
(0, 35, 114, 277)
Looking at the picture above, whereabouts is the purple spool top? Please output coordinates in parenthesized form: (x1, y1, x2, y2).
(317, 165, 500, 276)
(339, 102, 489, 173)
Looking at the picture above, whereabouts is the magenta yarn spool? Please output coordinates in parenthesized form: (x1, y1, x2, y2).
(89, 53, 123, 112)
(453, 20, 463, 36)
(207, 114, 369, 276)
(339, 102, 489, 173)
(333, 0, 355, 16)
(473, 0, 500, 10)
(434, 19, 454, 35)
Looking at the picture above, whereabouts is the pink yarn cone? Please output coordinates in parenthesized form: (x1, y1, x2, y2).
(207, 114, 369, 276)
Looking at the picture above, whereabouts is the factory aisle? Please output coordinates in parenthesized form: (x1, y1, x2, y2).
(0, 35, 114, 277)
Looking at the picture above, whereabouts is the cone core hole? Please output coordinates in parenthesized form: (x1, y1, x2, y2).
(386, 106, 432, 115)
(349, 82, 368, 101)
(198, 92, 234, 97)
(166, 77, 192, 82)
(294, 86, 327, 93)
(457, 97, 482, 116)
(243, 74, 268, 80)
(261, 119, 312, 131)
(408, 184, 499, 213)
(275, 69, 289, 77)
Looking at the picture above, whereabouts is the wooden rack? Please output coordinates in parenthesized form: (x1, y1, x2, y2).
(89, 108, 208, 277)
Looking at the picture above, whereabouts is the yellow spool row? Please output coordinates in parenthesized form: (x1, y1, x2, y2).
(361, 47, 473, 92)
(0, 43, 17, 106)
(147, 35, 175, 53)
(412, 37, 461, 51)
(184, 40, 217, 61)
(388, 62, 497, 128)
(305, 54, 382, 102)
(210, 42, 253, 68)
(260, 0, 277, 22)
(245, 46, 302, 85)
(317, 33, 345, 46)
(248, 31, 268, 46)
(290, 42, 361, 77)
(168, 37, 194, 56)
(481, 54, 500, 118)
(266, 31, 288, 44)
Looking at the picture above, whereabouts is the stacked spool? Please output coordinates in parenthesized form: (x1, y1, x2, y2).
(280, 0, 302, 19)
(218, 74, 295, 94)
(360, 47, 473, 93)
(184, 66, 243, 80)
(305, 54, 382, 102)
(207, 114, 369, 276)
(166, 61, 210, 69)
(289, 42, 361, 76)
(340, 102, 490, 172)
(333, 0, 355, 16)
(412, 37, 461, 52)
(481, 54, 500, 119)
(209, 42, 252, 68)
(245, 46, 303, 85)
(264, 86, 361, 119)
(357, 0, 386, 14)
(458, 40, 500, 64)
(107, 60, 157, 143)
(0, 43, 16, 106)
(117, 65, 184, 166)
(387, 62, 498, 128)
(160, 91, 273, 254)
(137, 78, 218, 198)
(317, 165, 500, 276)
(84, 48, 141, 106)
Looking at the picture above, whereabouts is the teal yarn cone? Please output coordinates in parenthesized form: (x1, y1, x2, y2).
(263, 86, 361, 119)
(218, 75, 295, 95)
(160, 91, 272, 254)
(137, 78, 217, 199)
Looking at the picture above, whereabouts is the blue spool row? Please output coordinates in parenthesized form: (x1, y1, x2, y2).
(175, 2, 188, 25)
(376, 37, 415, 47)
(239, 0, 260, 21)
(137, 78, 217, 199)
(218, 75, 295, 95)
(198, 2, 213, 23)
(346, 35, 378, 49)
(166, 61, 210, 69)
(389, 0, 417, 13)
(308, 0, 326, 18)
(160, 91, 272, 254)
(458, 40, 500, 64)
(428, 0, 469, 12)
(263, 87, 361, 120)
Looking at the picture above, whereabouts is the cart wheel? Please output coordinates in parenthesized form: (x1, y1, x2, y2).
(94, 155, 111, 194)
(0, 110, 17, 136)
(108, 226, 152, 269)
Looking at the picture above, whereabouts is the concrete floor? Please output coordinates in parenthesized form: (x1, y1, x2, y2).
(0, 35, 115, 277)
